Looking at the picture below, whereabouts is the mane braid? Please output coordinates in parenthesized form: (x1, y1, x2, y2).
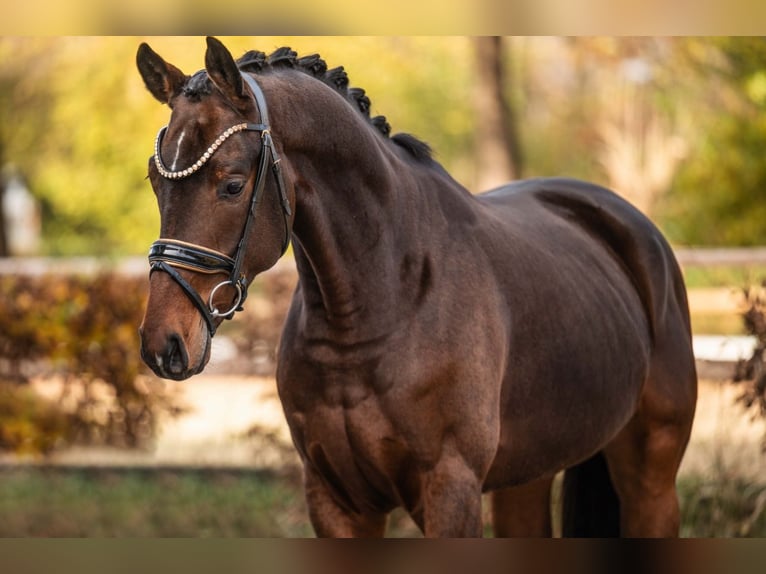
(267, 47, 298, 68)
(183, 70, 213, 100)
(234, 46, 433, 161)
(238, 50, 266, 72)
(324, 66, 349, 91)
(349, 88, 371, 117)
(297, 54, 328, 77)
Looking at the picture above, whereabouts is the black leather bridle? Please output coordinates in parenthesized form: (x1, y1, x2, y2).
(148, 73, 292, 337)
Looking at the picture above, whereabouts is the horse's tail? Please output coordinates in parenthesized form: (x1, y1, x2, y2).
(561, 452, 620, 537)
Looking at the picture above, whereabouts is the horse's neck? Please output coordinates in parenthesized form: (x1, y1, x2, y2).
(267, 72, 472, 337)
(290, 144, 481, 347)
(290, 147, 424, 334)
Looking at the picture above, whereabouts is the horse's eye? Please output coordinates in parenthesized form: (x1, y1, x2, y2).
(223, 180, 245, 197)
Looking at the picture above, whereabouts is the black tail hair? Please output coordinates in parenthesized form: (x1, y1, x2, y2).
(561, 452, 620, 537)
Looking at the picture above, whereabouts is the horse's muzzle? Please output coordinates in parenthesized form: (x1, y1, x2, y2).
(139, 326, 210, 381)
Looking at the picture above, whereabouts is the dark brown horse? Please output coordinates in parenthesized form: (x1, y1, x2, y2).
(137, 37, 697, 537)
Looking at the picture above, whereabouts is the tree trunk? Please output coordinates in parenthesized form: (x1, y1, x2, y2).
(473, 37, 523, 191)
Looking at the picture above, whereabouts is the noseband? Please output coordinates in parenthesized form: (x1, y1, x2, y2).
(148, 73, 292, 337)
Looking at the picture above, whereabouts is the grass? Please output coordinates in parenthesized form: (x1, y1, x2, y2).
(678, 475, 766, 537)
(2, 466, 766, 537)
(0, 466, 312, 537)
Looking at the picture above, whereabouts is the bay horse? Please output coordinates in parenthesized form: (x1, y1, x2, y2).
(137, 37, 697, 537)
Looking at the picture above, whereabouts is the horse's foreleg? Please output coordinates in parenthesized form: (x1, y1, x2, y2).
(304, 465, 387, 538)
(490, 477, 554, 537)
(417, 453, 484, 537)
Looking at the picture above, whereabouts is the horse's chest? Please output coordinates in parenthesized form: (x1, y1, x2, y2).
(281, 369, 409, 512)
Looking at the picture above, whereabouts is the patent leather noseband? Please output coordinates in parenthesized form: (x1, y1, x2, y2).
(148, 73, 292, 336)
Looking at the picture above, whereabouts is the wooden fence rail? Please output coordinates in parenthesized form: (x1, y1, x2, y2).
(0, 247, 766, 275)
(674, 247, 766, 268)
(1, 248, 766, 276)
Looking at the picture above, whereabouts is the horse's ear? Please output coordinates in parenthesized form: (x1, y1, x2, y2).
(136, 43, 188, 106)
(205, 36, 247, 104)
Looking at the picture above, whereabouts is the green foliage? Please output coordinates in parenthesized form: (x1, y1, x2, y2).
(0, 38, 55, 170)
(662, 113, 766, 245)
(679, 474, 766, 537)
(0, 272, 180, 454)
(0, 385, 68, 455)
(659, 38, 766, 246)
(1, 37, 477, 256)
(32, 38, 167, 255)
(5, 37, 766, 253)
(0, 38, 164, 255)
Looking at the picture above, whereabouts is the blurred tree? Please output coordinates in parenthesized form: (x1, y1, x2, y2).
(589, 39, 686, 216)
(31, 38, 167, 255)
(5, 37, 766, 254)
(0, 272, 183, 454)
(0, 37, 478, 255)
(658, 37, 766, 246)
(473, 36, 523, 190)
(0, 145, 6, 256)
(541, 38, 685, 217)
(0, 37, 167, 256)
(513, 36, 766, 244)
(0, 38, 56, 256)
(513, 37, 603, 181)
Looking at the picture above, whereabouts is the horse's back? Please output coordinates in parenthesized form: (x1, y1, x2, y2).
(479, 177, 692, 340)
(481, 176, 696, 388)
(474, 177, 696, 487)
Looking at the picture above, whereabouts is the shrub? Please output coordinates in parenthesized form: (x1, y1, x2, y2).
(223, 268, 297, 376)
(0, 272, 182, 454)
(734, 281, 766, 426)
(0, 384, 68, 455)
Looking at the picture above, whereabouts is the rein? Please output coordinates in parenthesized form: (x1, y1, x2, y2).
(148, 73, 292, 337)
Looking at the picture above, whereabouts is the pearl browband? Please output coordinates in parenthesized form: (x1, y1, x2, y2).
(153, 122, 257, 180)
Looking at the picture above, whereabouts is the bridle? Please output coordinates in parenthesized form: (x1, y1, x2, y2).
(147, 73, 292, 337)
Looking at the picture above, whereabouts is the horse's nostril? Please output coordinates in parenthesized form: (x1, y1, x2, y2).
(165, 334, 188, 376)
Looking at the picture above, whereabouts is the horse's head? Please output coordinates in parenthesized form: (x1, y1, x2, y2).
(136, 37, 293, 380)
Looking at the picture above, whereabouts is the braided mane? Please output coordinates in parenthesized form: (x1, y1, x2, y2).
(181, 47, 433, 162)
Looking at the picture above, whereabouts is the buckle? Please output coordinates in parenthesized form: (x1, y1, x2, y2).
(208, 279, 244, 319)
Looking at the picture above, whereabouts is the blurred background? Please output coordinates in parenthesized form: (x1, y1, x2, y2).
(2, 36, 766, 536)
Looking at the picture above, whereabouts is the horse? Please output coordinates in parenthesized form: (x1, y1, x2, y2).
(136, 37, 697, 537)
